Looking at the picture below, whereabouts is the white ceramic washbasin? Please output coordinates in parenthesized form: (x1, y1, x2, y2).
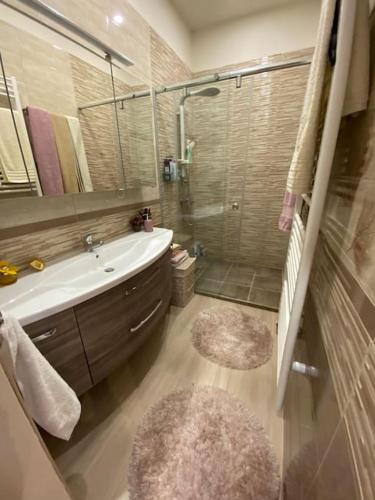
(0, 228, 173, 326)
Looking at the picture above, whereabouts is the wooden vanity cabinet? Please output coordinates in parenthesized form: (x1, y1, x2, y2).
(24, 309, 93, 396)
(25, 250, 172, 392)
(75, 250, 172, 384)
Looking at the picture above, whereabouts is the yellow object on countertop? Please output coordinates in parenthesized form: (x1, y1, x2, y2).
(29, 258, 45, 271)
(0, 261, 19, 286)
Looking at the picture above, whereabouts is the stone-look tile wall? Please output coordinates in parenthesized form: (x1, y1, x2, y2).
(70, 56, 129, 192)
(76, 201, 160, 242)
(7, 0, 152, 83)
(188, 49, 311, 268)
(2, 3, 311, 274)
(0, 201, 161, 267)
(283, 25, 375, 500)
(0, 10, 158, 266)
(0, 19, 150, 193)
(239, 63, 309, 268)
(117, 94, 156, 189)
(0, 19, 77, 117)
(72, 58, 156, 192)
(153, 43, 311, 268)
(71, 56, 157, 191)
(1, 221, 82, 267)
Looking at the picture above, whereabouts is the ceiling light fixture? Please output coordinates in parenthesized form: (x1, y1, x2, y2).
(112, 14, 124, 26)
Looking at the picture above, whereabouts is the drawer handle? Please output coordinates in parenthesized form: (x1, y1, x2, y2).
(124, 267, 160, 296)
(129, 299, 163, 334)
(124, 285, 137, 296)
(32, 328, 57, 344)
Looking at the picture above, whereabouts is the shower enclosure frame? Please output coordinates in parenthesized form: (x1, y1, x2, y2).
(77, 58, 313, 308)
(78, 58, 312, 243)
(78, 59, 311, 110)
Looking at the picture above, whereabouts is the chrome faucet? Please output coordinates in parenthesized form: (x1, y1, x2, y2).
(83, 234, 103, 252)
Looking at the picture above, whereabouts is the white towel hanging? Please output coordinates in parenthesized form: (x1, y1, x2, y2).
(0, 312, 81, 440)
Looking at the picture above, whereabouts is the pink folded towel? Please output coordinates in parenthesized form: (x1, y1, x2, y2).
(171, 249, 188, 265)
(278, 191, 297, 232)
(25, 106, 64, 195)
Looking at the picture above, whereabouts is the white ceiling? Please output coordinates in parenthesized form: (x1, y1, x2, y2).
(170, 0, 313, 31)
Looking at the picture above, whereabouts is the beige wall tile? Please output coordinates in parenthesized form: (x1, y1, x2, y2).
(70, 55, 127, 192)
(0, 222, 82, 266)
(151, 29, 192, 233)
(0, 20, 77, 116)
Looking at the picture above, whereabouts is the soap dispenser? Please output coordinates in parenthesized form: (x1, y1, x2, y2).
(144, 208, 153, 232)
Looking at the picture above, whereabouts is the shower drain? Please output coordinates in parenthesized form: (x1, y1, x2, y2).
(104, 267, 115, 273)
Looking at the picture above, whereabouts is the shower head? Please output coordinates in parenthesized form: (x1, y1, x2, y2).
(180, 87, 220, 104)
(188, 87, 220, 97)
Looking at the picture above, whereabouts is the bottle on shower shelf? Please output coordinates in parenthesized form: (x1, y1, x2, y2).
(186, 139, 195, 164)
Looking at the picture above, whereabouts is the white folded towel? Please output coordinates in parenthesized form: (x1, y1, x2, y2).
(0, 108, 37, 184)
(0, 313, 81, 440)
(67, 116, 93, 192)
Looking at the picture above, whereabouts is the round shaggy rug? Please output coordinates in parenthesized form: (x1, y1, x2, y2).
(128, 386, 280, 500)
(191, 306, 273, 370)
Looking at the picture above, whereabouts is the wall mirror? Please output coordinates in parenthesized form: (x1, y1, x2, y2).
(0, 6, 158, 203)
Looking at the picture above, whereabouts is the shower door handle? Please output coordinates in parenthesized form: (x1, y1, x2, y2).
(231, 202, 240, 210)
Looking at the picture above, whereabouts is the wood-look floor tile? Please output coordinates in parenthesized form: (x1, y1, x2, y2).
(46, 295, 283, 500)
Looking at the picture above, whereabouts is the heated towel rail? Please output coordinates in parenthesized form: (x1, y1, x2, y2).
(0, 74, 41, 196)
(276, 0, 357, 411)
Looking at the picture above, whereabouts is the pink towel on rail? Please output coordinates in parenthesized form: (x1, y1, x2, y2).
(25, 106, 64, 195)
(278, 192, 297, 232)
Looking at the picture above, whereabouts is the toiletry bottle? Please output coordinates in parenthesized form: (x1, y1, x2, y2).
(170, 160, 177, 181)
(163, 159, 171, 181)
(144, 208, 153, 232)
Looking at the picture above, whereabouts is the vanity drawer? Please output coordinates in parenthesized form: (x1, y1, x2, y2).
(89, 285, 171, 384)
(24, 309, 93, 395)
(75, 250, 172, 384)
(122, 250, 170, 297)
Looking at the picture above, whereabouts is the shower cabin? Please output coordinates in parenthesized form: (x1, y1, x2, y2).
(155, 59, 310, 310)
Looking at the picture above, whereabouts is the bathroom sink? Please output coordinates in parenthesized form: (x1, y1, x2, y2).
(0, 228, 173, 325)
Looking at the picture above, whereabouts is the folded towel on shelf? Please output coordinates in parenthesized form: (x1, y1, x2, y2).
(171, 249, 189, 266)
(0, 108, 37, 184)
(25, 106, 64, 195)
(172, 255, 189, 267)
(51, 113, 79, 193)
(66, 116, 93, 193)
(171, 248, 186, 259)
(0, 313, 81, 440)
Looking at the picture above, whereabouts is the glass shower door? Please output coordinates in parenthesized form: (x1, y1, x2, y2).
(191, 78, 254, 302)
(155, 82, 232, 291)
(156, 63, 305, 310)
(182, 80, 244, 299)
